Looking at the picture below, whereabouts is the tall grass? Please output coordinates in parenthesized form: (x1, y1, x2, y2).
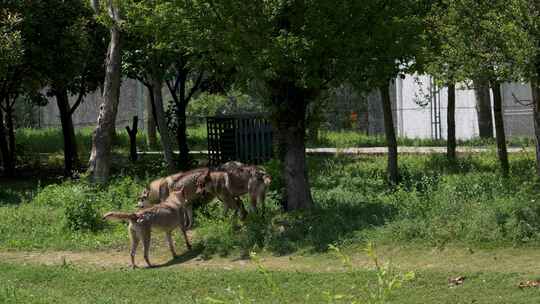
(309, 130, 534, 148)
(16, 124, 208, 157)
(2, 152, 539, 254)
(15, 127, 533, 162)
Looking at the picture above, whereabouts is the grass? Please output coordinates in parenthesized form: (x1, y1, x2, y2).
(3, 151, 540, 303)
(15, 127, 533, 162)
(15, 124, 208, 159)
(309, 129, 534, 148)
(1, 152, 540, 254)
(1, 260, 539, 303)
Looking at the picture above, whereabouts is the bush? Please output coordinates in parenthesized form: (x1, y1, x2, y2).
(64, 197, 105, 232)
(33, 182, 89, 208)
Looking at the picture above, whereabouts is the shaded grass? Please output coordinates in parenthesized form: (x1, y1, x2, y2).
(1, 261, 539, 304)
(1, 152, 540, 255)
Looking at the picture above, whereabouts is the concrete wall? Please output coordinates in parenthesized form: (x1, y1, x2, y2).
(393, 74, 533, 140)
(37, 75, 536, 140)
(38, 78, 146, 129)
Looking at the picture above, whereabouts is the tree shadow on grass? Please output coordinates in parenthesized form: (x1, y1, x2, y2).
(420, 154, 498, 175)
(0, 189, 24, 206)
(261, 200, 396, 255)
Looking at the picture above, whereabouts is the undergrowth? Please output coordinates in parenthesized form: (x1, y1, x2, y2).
(1, 153, 540, 255)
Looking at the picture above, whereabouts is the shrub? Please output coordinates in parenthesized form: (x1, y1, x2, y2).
(64, 197, 105, 232)
(33, 182, 89, 208)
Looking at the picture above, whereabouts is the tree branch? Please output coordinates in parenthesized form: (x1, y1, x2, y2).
(70, 88, 86, 115)
(511, 92, 534, 107)
(186, 71, 204, 104)
(8, 93, 19, 110)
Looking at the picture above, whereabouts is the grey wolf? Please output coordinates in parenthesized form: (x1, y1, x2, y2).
(104, 188, 191, 269)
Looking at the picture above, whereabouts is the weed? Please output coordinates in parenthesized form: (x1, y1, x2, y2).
(206, 243, 414, 304)
(64, 197, 105, 232)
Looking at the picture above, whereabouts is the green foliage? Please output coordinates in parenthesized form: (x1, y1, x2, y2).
(187, 90, 261, 117)
(329, 243, 415, 304)
(0, 176, 144, 250)
(64, 197, 104, 232)
(424, 0, 536, 83)
(15, 0, 106, 95)
(0, 9, 23, 79)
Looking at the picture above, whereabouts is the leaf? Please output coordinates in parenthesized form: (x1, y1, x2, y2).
(518, 280, 540, 289)
(448, 276, 466, 286)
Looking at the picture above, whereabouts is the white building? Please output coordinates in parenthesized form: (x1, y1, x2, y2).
(370, 75, 534, 140)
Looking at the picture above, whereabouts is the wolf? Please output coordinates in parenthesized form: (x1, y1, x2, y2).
(136, 168, 213, 228)
(104, 188, 191, 269)
(196, 164, 271, 214)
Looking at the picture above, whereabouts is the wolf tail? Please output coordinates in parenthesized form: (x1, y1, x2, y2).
(103, 211, 138, 221)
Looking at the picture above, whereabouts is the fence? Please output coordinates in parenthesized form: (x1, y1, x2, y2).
(207, 114, 273, 166)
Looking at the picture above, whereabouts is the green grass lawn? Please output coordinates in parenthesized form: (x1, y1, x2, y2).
(16, 124, 208, 157)
(309, 129, 534, 148)
(2, 259, 539, 303)
(2, 152, 540, 302)
(15, 126, 534, 162)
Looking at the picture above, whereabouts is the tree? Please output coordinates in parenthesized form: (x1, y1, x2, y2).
(473, 79, 494, 138)
(21, 0, 106, 177)
(87, 0, 123, 183)
(145, 89, 157, 148)
(500, 0, 540, 176)
(196, 0, 426, 204)
(427, 0, 532, 176)
(349, 1, 427, 184)
(195, 0, 365, 209)
(512, 1, 540, 176)
(421, 1, 466, 161)
(121, 1, 182, 172)
(124, 0, 223, 170)
(0, 8, 23, 176)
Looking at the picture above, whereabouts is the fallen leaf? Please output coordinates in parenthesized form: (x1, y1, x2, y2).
(448, 276, 466, 286)
(518, 280, 540, 289)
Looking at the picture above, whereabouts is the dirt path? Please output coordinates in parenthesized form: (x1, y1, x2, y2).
(2, 246, 540, 274)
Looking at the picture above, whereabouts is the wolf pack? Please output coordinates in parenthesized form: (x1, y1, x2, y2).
(103, 161, 272, 268)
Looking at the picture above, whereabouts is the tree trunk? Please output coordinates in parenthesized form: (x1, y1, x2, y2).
(151, 75, 176, 173)
(175, 73, 190, 170)
(491, 80, 509, 176)
(532, 80, 540, 177)
(474, 79, 494, 138)
(6, 105, 15, 165)
(145, 89, 157, 148)
(447, 83, 456, 161)
(380, 82, 398, 185)
(0, 101, 13, 176)
(56, 88, 79, 177)
(88, 24, 122, 183)
(271, 81, 313, 210)
(175, 102, 190, 170)
(126, 115, 138, 162)
(90, 0, 99, 11)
